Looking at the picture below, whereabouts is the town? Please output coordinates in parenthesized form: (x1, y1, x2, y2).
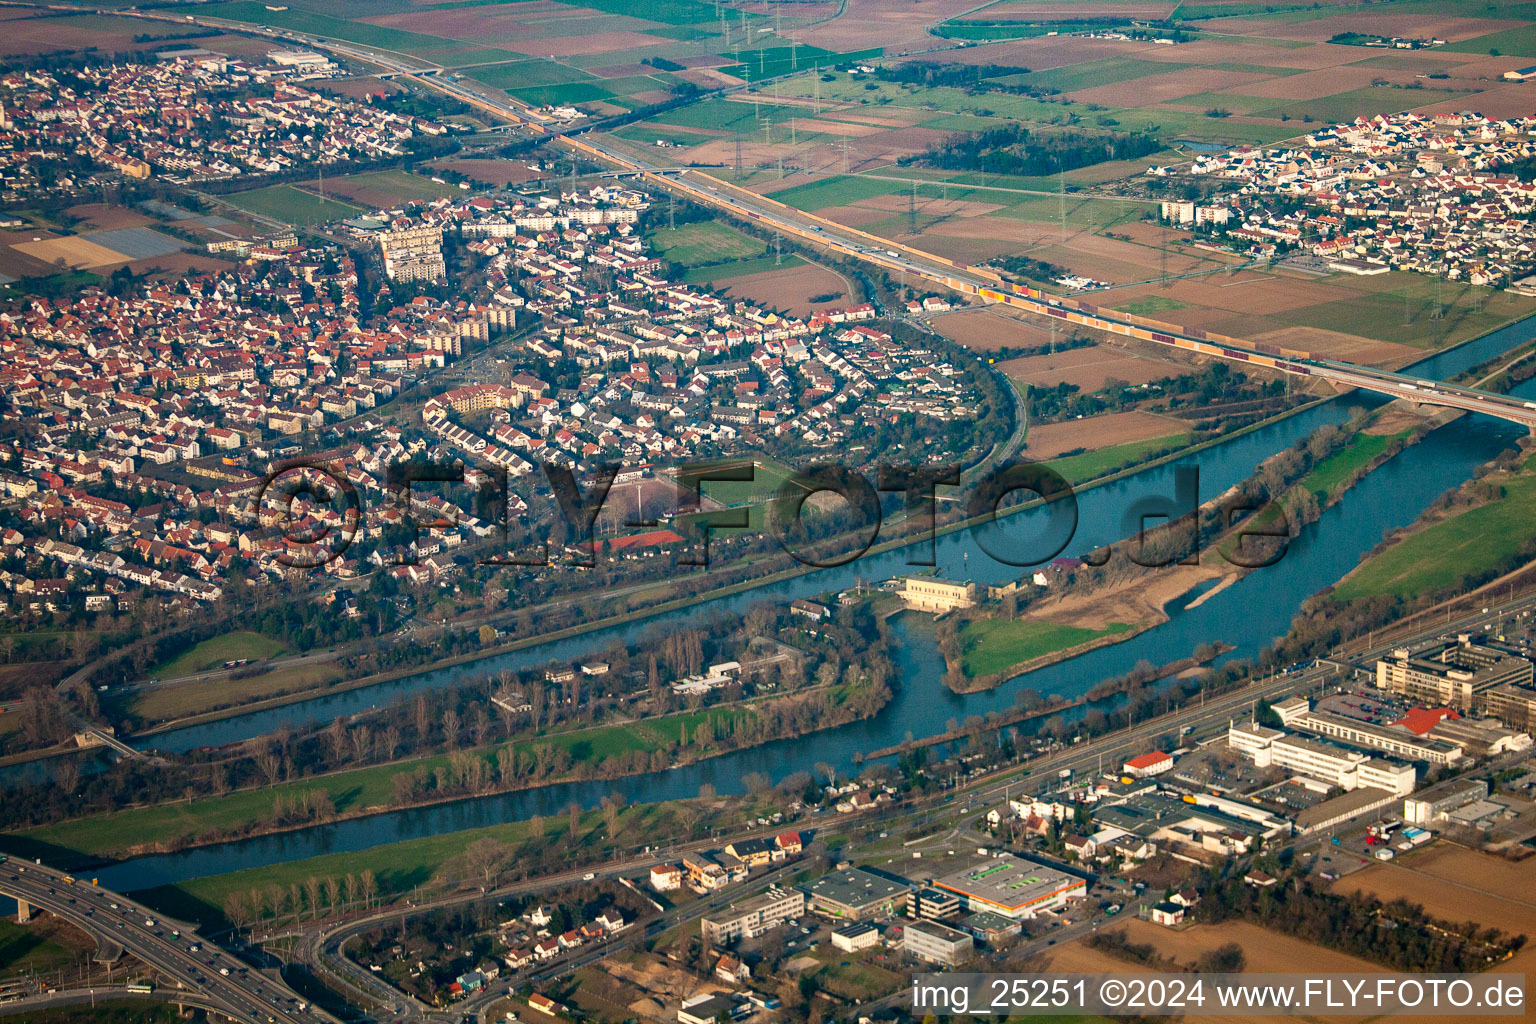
(0, 50, 449, 202)
(1156, 112, 1536, 287)
(0, 182, 989, 621)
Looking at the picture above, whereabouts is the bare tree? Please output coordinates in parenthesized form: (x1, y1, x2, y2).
(463, 837, 509, 886)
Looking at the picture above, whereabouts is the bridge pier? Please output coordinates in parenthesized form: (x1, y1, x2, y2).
(14, 898, 30, 923)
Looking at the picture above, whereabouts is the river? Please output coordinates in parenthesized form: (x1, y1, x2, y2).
(60, 314, 1536, 891)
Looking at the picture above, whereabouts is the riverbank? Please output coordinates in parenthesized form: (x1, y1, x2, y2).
(946, 561, 1235, 692)
(122, 394, 1339, 746)
(12, 674, 891, 865)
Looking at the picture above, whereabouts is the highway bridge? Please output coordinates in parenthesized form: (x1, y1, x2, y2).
(106, 5, 1536, 428)
(0, 858, 321, 1024)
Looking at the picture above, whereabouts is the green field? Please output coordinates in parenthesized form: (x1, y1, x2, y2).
(223, 185, 362, 226)
(682, 253, 807, 285)
(652, 96, 803, 133)
(648, 221, 767, 266)
(116, 662, 344, 724)
(1332, 459, 1536, 602)
(149, 632, 287, 679)
(726, 44, 877, 83)
(0, 917, 82, 979)
(1248, 85, 1472, 124)
(319, 169, 462, 206)
(959, 618, 1132, 677)
(1274, 276, 1536, 349)
(767, 175, 905, 212)
(1300, 430, 1407, 501)
(1114, 296, 1188, 317)
(509, 82, 617, 106)
(131, 794, 768, 926)
(468, 59, 596, 91)
(1043, 433, 1192, 484)
(1445, 24, 1536, 57)
(0, 1001, 187, 1024)
(1022, 58, 1193, 95)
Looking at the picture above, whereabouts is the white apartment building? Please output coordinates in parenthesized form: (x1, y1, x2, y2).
(700, 887, 805, 945)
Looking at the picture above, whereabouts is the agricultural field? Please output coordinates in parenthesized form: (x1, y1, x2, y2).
(1330, 844, 1536, 981)
(1023, 410, 1189, 460)
(1048, 433, 1193, 483)
(710, 259, 852, 316)
(221, 185, 364, 227)
(1045, 916, 1385, 976)
(111, 662, 346, 726)
(1000, 344, 1195, 392)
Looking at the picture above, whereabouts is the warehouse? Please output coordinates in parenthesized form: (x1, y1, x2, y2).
(804, 867, 912, 921)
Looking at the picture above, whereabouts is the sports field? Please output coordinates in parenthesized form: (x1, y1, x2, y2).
(648, 221, 766, 266)
(222, 186, 363, 226)
(302, 170, 461, 209)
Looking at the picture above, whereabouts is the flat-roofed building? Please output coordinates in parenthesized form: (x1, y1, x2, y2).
(1479, 682, 1536, 734)
(700, 887, 805, 945)
(1272, 696, 1463, 765)
(907, 887, 960, 922)
(930, 854, 1085, 921)
(830, 921, 880, 952)
(1430, 714, 1533, 756)
(903, 919, 974, 966)
(1227, 723, 1416, 797)
(1404, 778, 1489, 826)
(804, 867, 912, 921)
(900, 575, 976, 613)
(1377, 640, 1532, 710)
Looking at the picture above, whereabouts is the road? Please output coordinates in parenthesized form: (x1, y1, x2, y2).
(0, 859, 321, 1024)
(90, 1, 1536, 430)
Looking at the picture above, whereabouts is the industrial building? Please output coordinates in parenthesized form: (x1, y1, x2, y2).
(929, 854, 1086, 921)
(804, 867, 912, 921)
(1404, 778, 1490, 826)
(830, 922, 880, 952)
(1227, 722, 1417, 796)
(1479, 681, 1536, 734)
(906, 887, 961, 921)
(1270, 696, 1464, 765)
(902, 919, 975, 966)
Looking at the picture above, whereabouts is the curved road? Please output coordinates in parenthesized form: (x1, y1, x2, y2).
(0, 859, 322, 1024)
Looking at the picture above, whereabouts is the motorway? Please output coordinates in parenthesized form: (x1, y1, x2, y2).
(85, 7, 1536, 431)
(0, 859, 321, 1024)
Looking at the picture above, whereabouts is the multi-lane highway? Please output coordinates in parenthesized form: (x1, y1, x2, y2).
(0, 859, 321, 1023)
(97, 4, 1536, 426)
